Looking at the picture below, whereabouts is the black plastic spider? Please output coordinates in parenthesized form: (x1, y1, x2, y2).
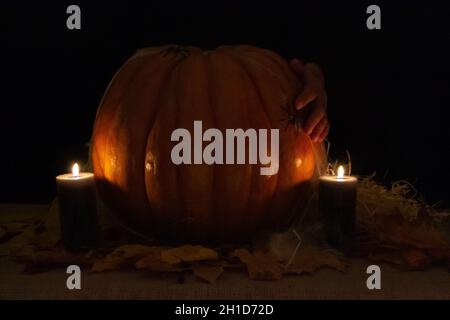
(280, 102, 304, 135)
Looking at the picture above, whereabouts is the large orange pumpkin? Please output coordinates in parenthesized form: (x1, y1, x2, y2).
(92, 45, 326, 242)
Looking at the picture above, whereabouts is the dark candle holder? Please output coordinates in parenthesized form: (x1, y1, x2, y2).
(56, 172, 98, 252)
(319, 175, 357, 254)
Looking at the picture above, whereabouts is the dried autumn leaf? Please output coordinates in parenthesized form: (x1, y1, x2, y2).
(12, 245, 92, 266)
(368, 251, 404, 266)
(220, 261, 246, 270)
(91, 244, 159, 272)
(3, 199, 64, 255)
(0, 222, 34, 248)
(0, 226, 6, 242)
(231, 248, 283, 281)
(36, 249, 93, 266)
(0, 244, 9, 256)
(192, 265, 224, 284)
(426, 248, 450, 263)
(1, 222, 30, 235)
(401, 249, 430, 270)
(111, 244, 159, 260)
(285, 246, 347, 275)
(10, 244, 36, 262)
(7, 227, 38, 254)
(91, 259, 120, 272)
(44, 198, 61, 246)
(380, 217, 448, 249)
(161, 245, 218, 265)
(136, 251, 186, 272)
(5, 222, 59, 254)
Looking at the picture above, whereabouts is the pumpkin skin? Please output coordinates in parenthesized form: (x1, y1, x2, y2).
(92, 45, 326, 242)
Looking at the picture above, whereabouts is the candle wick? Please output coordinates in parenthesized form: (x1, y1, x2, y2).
(72, 163, 80, 177)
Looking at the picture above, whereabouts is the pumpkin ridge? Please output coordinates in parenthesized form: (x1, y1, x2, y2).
(225, 51, 256, 233)
(93, 55, 154, 228)
(144, 58, 185, 233)
(225, 49, 276, 232)
(233, 50, 306, 229)
(242, 46, 297, 85)
(106, 57, 156, 185)
(172, 52, 216, 240)
(203, 52, 220, 237)
(109, 56, 175, 226)
(93, 56, 147, 180)
(173, 56, 190, 233)
(230, 51, 284, 195)
(207, 50, 253, 236)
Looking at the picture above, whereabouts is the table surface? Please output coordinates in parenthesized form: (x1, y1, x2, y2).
(1, 204, 449, 300)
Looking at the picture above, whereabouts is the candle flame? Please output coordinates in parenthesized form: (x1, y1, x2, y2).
(72, 163, 80, 177)
(337, 165, 345, 179)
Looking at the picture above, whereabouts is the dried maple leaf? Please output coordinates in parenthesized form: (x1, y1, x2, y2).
(426, 248, 450, 263)
(401, 249, 430, 270)
(91, 244, 159, 272)
(379, 216, 448, 249)
(12, 245, 92, 266)
(0, 226, 6, 242)
(6, 224, 58, 253)
(160, 245, 218, 265)
(35, 249, 93, 266)
(135, 248, 186, 272)
(231, 248, 283, 281)
(44, 199, 61, 246)
(285, 246, 347, 275)
(90, 259, 120, 272)
(0, 222, 33, 245)
(368, 251, 404, 266)
(192, 265, 224, 284)
(1, 222, 30, 235)
(7, 227, 39, 254)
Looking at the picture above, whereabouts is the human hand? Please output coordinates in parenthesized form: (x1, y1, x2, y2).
(290, 59, 329, 143)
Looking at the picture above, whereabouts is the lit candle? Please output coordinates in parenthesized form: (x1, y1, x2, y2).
(56, 163, 98, 251)
(319, 165, 357, 253)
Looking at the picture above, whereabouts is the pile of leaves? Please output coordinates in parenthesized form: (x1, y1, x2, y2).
(1, 175, 449, 282)
(0, 199, 347, 282)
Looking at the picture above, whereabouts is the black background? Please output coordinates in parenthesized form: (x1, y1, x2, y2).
(1, 1, 449, 206)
